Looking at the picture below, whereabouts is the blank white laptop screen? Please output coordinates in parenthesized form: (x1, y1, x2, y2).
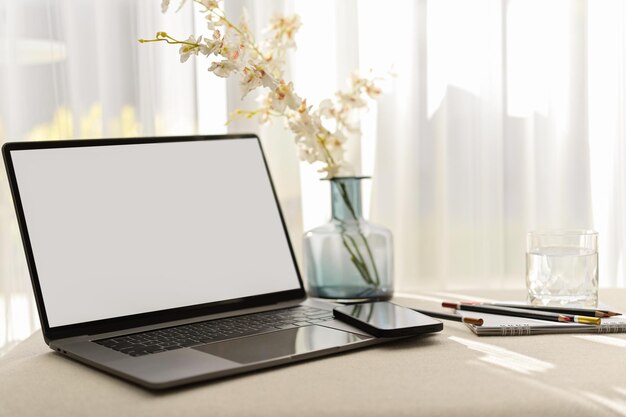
(10, 139, 301, 328)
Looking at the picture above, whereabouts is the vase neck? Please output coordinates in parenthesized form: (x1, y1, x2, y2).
(330, 177, 363, 222)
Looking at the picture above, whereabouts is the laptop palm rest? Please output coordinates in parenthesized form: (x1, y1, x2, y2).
(194, 326, 367, 364)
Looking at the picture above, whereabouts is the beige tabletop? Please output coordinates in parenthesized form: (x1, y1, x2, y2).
(2, 288, 626, 417)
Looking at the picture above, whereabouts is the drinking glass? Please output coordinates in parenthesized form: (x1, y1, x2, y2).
(526, 230, 598, 307)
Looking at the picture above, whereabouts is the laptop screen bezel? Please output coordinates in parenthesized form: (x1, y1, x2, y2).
(2, 134, 307, 341)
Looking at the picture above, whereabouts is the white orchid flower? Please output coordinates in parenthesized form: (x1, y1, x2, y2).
(178, 35, 204, 63)
(208, 60, 238, 77)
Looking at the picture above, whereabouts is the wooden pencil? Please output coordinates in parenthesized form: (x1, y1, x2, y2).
(442, 301, 602, 325)
(411, 308, 484, 326)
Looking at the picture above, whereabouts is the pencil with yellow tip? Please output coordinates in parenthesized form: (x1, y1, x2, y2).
(486, 303, 621, 318)
(442, 301, 602, 325)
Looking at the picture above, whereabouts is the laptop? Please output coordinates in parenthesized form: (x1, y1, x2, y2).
(2, 134, 404, 389)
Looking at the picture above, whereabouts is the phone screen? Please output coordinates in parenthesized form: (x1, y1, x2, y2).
(333, 302, 443, 337)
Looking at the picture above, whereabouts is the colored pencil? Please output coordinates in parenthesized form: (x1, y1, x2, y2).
(411, 308, 484, 326)
(483, 303, 621, 318)
(442, 302, 602, 325)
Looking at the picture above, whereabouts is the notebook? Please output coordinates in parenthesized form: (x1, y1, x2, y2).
(3, 135, 434, 390)
(460, 311, 626, 336)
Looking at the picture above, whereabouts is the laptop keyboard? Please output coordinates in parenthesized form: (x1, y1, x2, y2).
(94, 306, 334, 357)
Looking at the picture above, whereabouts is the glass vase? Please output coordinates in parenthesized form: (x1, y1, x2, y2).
(303, 176, 393, 302)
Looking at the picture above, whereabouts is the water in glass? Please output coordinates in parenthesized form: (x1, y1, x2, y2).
(526, 246, 598, 307)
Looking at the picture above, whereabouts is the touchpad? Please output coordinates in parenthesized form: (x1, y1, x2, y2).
(193, 325, 367, 364)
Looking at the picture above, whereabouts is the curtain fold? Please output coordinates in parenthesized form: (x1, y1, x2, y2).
(0, 0, 198, 353)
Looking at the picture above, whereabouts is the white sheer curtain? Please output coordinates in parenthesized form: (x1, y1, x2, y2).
(363, 0, 626, 291)
(1, 0, 626, 353)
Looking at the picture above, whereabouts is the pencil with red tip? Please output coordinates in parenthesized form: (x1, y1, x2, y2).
(442, 301, 602, 325)
(411, 308, 484, 326)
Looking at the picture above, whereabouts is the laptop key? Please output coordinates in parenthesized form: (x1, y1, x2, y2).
(179, 340, 202, 348)
(162, 345, 182, 351)
(143, 345, 163, 353)
(119, 347, 141, 354)
(95, 339, 118, 348)
(197, 337, 216, 343)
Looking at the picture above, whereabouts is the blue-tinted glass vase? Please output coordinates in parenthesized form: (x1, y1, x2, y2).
(303, 177, 393, 302)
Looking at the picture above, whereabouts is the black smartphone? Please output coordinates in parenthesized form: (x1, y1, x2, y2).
(333, 302, 443, 337)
